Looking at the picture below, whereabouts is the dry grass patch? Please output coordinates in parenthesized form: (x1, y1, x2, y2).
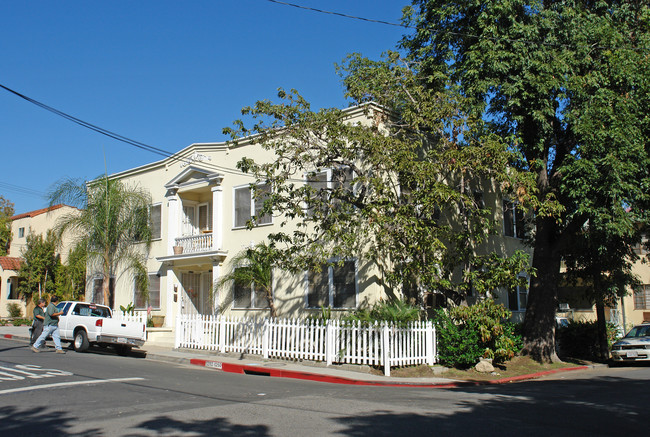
(375, 356, 584, 380)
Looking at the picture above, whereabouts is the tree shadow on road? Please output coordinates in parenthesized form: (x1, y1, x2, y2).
(333, 375, 648, 437)
(0, 406, 101, 437)
(126, 415, 270, 436)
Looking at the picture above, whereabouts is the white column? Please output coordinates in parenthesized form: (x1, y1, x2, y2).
(212, 261, 220, 314)
(167, 190, 181, 255)
(211, 185, 223, 250)
(166, 267, 176, 329)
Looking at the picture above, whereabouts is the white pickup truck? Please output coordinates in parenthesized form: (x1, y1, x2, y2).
(55, 301, 146, 355)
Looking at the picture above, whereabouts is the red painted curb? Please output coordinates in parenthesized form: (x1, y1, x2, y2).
(189, 358, 589, 388)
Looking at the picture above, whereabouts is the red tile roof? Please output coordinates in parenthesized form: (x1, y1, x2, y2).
(0, 256, 22, 271)
(10, 204, 70, 221)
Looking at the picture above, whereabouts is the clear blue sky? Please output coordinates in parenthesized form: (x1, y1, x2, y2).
(1, 0, 409, 215)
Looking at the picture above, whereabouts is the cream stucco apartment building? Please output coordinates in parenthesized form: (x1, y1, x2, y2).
(93, 104, 533, 335)
(0, 204, 79, 318)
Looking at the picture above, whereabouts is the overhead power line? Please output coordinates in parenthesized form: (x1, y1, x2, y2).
(0, 83, 179, 161)
(0, 83, 347, 185)
(264, 0, 648, 52)
(0, 83, 258, 179)
(0, 181, 45, 198)
(265, 0, 410, 28)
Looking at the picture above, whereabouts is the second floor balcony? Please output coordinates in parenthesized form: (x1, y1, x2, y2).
(174, 233, 213, 255)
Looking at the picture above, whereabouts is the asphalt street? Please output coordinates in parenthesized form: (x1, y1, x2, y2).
(0, 338, 648, 436)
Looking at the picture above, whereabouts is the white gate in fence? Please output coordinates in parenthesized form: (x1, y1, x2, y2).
(175, 314, 437, 376)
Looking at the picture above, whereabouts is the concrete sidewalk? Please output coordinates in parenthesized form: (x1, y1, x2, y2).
(0, 324, 591, 388)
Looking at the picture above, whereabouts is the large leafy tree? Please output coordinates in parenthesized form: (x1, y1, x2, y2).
(55, 244, 87, 301)
(563, 218, 643, 360)
(0, 195, 15, 255)
(401, 0, 650, 361)
(17, 230, 61, 303)
(224, 54, 531, 307)
(49, 176, 152, 307)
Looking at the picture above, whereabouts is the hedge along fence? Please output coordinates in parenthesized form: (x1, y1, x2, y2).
(175, 314, 437, 376)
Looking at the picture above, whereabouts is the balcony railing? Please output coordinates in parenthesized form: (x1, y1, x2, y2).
(175, 233, 213, 254)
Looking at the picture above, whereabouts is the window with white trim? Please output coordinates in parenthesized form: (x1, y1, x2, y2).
(134, 274, 161, 309)
(508, 279, 528, 312)
(633, 284, 650, 310)
(18, 227, 25, 238)
(233, 183, 271, 228)
(232, 268, 270, 309)
(307, 260, 357, 309)
(503, 200, 526, 238)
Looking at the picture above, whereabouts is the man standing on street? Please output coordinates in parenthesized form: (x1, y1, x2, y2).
(31, 295, 65, 354)
(30, 298, 46, 345)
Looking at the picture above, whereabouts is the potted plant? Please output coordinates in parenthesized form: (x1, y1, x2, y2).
(151, 315, 165, 327)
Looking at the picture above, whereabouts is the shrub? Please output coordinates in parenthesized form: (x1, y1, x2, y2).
(434, 299, 522, 368)
(7, 303, 22, 318)
(434, 309, 484, 368)
(307, 305, 333, 323)
(345, 299, 421, 326)
(556, 320, 620, 361)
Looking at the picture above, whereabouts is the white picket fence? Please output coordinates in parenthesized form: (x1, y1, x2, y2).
(175, 314, 437, 376)
(114, 311, 148, 325)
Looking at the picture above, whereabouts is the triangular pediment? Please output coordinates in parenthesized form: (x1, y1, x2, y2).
(165, 165, 223, 191)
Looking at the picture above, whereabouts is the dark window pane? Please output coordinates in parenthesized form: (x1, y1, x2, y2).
(151, 204, 162, 239)
(308, 266, 329, 308)
(233, 273, 252, 308)
(254, 184, 272, 225)
(503, 201, 514, 237)
(515, 205, 526, 239)
(198, 204, 212, 232)
(518, 285, 528, 309)
(332, 261, 356, 308)
(254, 286, 269, 309)
(235, 187, 252, 227)
(508, 288, 518, 311)
(148, 275, 161, 308)
(306, 171, 328, 216)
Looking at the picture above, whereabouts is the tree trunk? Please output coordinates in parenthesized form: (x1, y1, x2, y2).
(521, 217, 562, 363)
(266, 287, 278, 319)
(103, 275, 111, 308)
(595, 301, 609, 362)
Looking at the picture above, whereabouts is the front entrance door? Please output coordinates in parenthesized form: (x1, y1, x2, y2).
(180, 272, 214, 315)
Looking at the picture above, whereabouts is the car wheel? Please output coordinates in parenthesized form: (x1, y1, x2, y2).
(73, 330, 90, 352)
(115, 345, 132, 356)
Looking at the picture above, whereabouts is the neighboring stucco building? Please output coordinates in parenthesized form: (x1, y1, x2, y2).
(0, 255, 22, 318)
(555, 239, 650, 331)
(0, 204, 79, 318)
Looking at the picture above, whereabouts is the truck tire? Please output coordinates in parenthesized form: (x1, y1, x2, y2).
(73, 330, 90, 352)
(115, 345, 132, 356)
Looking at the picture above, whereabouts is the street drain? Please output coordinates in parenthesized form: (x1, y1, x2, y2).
(243, 369, 271, 376)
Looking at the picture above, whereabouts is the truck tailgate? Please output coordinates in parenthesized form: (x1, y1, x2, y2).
(100, 318, 146, 343)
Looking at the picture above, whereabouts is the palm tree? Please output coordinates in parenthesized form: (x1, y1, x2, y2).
(216, 242, 278, 318)
(49, 175, 152, 307)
